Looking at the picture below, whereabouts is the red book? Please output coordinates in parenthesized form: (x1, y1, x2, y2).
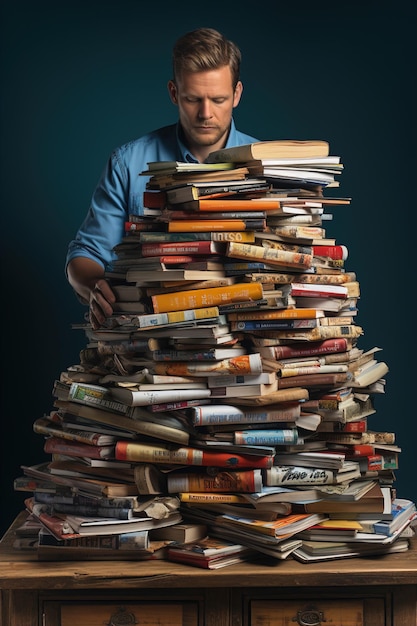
(259, 338, 350, 360)
(140, 241, 225, 257)
(115, 441, 274, 469)
(342, 420, 367, 433)
(312, 245, 348, 260)
(43, 437, 115, 460)
(143, 190, 167, 208)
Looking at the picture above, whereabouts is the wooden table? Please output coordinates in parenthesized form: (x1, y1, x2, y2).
(1, 512, 416, 625)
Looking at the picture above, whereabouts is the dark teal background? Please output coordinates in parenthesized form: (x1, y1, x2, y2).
(1, 0, 416, 536)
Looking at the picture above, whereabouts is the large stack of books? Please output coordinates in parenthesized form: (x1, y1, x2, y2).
(15, 140, 416, 565)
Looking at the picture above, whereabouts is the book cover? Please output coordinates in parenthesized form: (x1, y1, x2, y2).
(151, 282, 264, 314)
(226, 241, 313, 270)
(205, 140, 330, 163)
(168, 469, 264, 494)
(115, 442, 274, 469)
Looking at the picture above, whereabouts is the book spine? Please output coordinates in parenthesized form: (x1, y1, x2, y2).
(167, 469, 261, 493)
(132, 306, 220, 328)
(264, 466, 338, 486)
(313, 245, 348, 260)
(197, 198, 283, 211)
(258, 338, 350, 359)
(153, 353, 263, 376)
(32, 419, 111, 446)
(143, 190, 167, 208)
(234, 429, 299, 445)
(167, 220, 265, 232)
(116, 388, 212, 406)
(276, 372, 350, 388)
(151, 349, 245, 361)
(227, 241, 313, 270)
(45, 503, 134, 520)
(227, 308, 320, 321)
(115, 442, 274, 468)
(139, 231, 255, 243)
(140, 241, 221, 256)
(151, 282, 264, 314)
(69, 383, 130, 415)
(125, 221, 157, 232)
(296, 272, 357, 284)
(290, 283, 348, 298)
(178, 492, 249, 503)
(268, 326, 363, 342)
(231, 319, 318, 331)
(43, 437, 114, 459)
(191, 402, 301, 426)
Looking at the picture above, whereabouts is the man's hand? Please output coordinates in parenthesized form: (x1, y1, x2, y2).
(89, 279, 116, 330)
(67, 257, 116, 329)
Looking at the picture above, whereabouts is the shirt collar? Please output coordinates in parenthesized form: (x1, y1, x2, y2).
(175, 119, 238, 163)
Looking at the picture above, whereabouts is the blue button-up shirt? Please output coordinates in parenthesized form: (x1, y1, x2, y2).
(66, 120, 259, 272)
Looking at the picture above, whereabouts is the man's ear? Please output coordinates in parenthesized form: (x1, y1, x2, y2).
(233, 81, 243, 108)
(167, 80, 178, 105)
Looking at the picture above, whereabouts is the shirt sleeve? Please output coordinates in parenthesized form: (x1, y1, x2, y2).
(65, 151, 128, 273)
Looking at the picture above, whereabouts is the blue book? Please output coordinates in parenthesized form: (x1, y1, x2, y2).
(373, 499, 416, 536)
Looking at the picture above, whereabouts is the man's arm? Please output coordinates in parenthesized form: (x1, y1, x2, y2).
(67, 257, 116, 329)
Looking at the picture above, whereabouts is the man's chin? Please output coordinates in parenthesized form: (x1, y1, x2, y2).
(192, 130, 222, 146)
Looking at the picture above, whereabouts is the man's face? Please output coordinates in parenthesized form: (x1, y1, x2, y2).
(168, 66, 243, 161)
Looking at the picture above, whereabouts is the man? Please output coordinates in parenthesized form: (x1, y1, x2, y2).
(66, 27, 258, 329)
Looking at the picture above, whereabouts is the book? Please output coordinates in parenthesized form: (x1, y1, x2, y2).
(109, 387, 212, 407)
(227, 308, 325, 321)
(43, 437, 115, 460)
(230, 319, 320, 331)
(292, 483, 387, 514)
(207, 381, 280, 398)
(115, 306, 221, 329)
(215, 512, 327, 538)
(264, 462, 361, 486)
(150, 346, 246, 361)
(142, 160, 238, 173)
(167, 469, 263, 493)
(205, 371, 277, 387)
(256, 338, 352, 360)
(190, 402, 302, 426)
(360, 499, 417, 536)
(153, 352, 263, 377)
(233, 428, 300, 446)
(291, 539, 411, 563)
(166, 537, 255, 569)
(115, 442, 274, 469)
(20, 464, 139, 500)
(149, 523, 208, 544)
(167, 219, 265, 232)
(53, 400, 190, 445)
(205, 140, 330, 163)
(32, 417, 118, 446)
(151, 282, 264, 314)
(139, 230, 256, 243)
(145, 167, 251, 189)
(226, 241, 313, 270)
(59, 511, 183, 536)
(140, 241, 226, 256)
(256, 325, 363, 343)
(124, 267, 227, 282)
(165, 179, 270, 204)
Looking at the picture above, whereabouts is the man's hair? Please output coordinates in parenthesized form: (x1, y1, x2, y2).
(172, 28, 241, 89)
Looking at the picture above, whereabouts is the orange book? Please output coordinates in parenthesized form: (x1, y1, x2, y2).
(182, 198, 284, 212)
(151, 282, 264, 314)
(227, 308, 324, 321)
(167, 219, 264, 232)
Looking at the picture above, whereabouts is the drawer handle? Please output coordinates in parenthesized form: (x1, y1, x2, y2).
(292, 606, 327, 626)
(106, 606, 138, 625)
